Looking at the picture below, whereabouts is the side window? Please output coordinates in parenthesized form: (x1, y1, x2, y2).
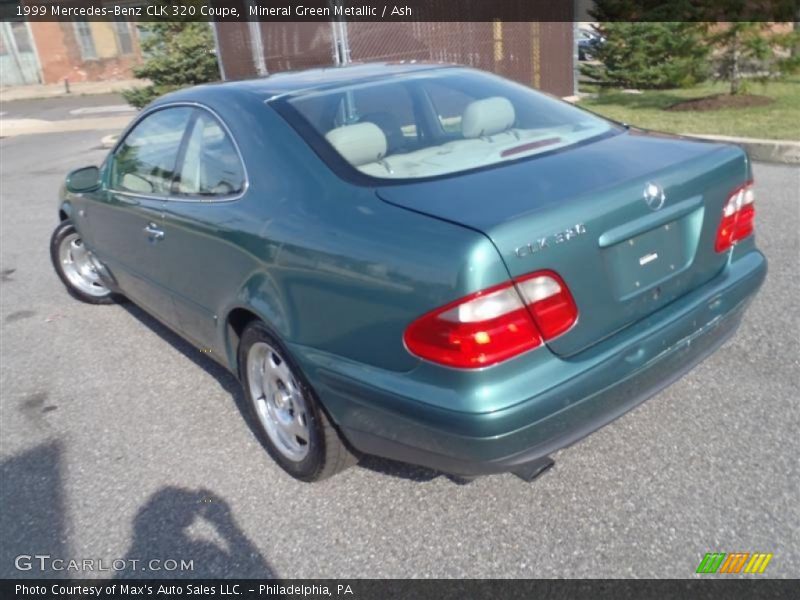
(110, 107, 192, 195)
(175, 111, 245, 197)
(425, 83, 474, 134)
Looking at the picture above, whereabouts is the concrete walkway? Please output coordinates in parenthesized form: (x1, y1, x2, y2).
(0, 79, 147, 103)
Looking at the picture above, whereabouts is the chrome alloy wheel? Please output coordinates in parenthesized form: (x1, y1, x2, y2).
(246, 342, 310, 461)
(58, 232, 110, 297)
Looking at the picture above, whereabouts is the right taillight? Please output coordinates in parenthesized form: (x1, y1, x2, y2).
(515, 270, 578, 340)
(715, 180, 755, 253)
(404, 270, 577, 369)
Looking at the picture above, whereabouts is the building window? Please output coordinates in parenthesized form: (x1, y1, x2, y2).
(113, 21, 133, 55)
(73, 20, 97, 60)
(10, 21, 32, 53)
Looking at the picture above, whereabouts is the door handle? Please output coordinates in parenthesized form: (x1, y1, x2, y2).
(144, 223, 165, 241)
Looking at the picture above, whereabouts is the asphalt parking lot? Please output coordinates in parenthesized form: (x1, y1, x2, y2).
(1, 105, 798, 578)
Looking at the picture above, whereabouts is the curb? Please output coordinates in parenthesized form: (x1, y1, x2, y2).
(681, 133, 800, 165)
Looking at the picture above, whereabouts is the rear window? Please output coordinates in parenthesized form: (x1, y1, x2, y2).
(279, 69, 617, 181)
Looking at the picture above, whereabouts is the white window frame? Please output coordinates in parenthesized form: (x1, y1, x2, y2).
(73, 21, 97, 60)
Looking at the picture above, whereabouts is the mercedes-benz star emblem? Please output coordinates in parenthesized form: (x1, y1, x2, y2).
(643, 182, 666, 211)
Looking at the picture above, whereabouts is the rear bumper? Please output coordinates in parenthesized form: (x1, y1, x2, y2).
(345, 298, 744, 475)
(290, 251, 767, 476)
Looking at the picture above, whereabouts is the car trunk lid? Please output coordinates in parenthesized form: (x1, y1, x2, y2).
(377, 131, 749, 357)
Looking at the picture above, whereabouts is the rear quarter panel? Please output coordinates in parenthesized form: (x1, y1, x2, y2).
(181, 91, 512, 373)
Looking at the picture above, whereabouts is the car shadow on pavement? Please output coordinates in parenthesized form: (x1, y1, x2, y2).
(120, 303, 475, 486)
(119, 303, 244, 405)
(357, 455, 476, 485)
(115, 486, 274, 579)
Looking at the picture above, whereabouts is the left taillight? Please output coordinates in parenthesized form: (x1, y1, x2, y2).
(715, 180, 755, 253)
(404, 270, 577, 369)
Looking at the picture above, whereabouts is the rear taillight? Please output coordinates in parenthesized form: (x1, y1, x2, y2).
(715, 181, 755, 253)
(404, 270, 577, 368)
(515, 271, 579, 340)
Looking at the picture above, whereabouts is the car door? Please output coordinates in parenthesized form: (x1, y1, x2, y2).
(89, 106, 193, 326)
(157, 107, 250, 351)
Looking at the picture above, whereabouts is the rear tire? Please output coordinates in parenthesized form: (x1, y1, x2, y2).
(50, 220, 117, 305)
(238, 321, 358, 481)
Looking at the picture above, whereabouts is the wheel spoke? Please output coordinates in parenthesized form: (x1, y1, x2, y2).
(288, 410, 309, 442)
(70, 239, 87, 262)
(272, 356, 292, 381)
(258, 359, 271, 400)
(268, 351, 281, 370)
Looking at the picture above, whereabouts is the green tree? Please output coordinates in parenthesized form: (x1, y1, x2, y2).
(763, 22, 800, 84)
(581, 22, 710, 89)
(709, 22, 800, 94)
(123, 20, 220, 109)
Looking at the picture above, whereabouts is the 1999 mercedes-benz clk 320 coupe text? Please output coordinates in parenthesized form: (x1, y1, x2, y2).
(51, 64, 766, 482)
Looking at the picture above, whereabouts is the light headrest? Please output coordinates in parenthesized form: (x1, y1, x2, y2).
(325, 122, 387, 166)
(461, 96, 516, 138)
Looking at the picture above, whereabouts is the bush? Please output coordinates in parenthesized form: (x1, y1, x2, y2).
(123, 21, 220, 109)
(582, 22, 710, 89)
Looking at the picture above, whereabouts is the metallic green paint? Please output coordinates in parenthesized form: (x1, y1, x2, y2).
(57, 64, 767, 476)
(377, 132, 752, 357)
(290, 251, 765, 474)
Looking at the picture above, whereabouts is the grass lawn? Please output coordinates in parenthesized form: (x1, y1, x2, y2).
(577, 77, 800, 141)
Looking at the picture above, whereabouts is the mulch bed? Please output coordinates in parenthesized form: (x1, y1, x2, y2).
(666, 94, 774, 112)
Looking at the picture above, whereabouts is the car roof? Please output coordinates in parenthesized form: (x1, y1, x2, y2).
(154, 61, 456, 107)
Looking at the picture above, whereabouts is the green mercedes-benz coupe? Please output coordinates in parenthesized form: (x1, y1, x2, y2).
(50, 63, 766, 482)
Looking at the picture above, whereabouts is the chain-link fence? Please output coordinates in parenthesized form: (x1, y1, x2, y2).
(215, 20, 575, 97)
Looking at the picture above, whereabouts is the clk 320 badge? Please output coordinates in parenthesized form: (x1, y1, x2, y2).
(515, 223, 587, 258)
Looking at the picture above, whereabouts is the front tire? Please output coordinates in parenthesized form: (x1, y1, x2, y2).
(238, 322, 358, 481)
(50, 220, 116, 304)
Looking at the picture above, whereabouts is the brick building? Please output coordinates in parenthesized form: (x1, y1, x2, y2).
(1, 16, 142, 86)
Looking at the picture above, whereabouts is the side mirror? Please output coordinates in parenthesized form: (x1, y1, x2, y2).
(65, 166, 101, 193)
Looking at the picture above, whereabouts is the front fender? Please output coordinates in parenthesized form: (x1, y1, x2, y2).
(58, 196, 73, 220)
